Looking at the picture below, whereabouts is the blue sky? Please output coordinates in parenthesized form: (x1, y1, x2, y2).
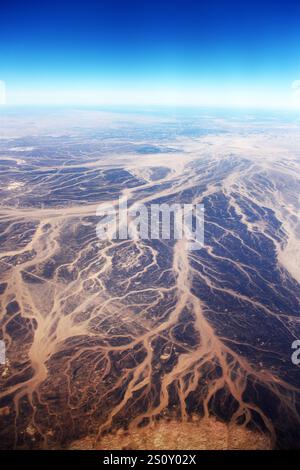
(1, 0, 300, 107)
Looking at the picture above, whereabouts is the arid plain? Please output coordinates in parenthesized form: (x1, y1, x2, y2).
(0, 108, 299, 449)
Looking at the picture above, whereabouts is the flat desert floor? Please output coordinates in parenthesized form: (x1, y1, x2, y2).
(0, 108, 299, 449)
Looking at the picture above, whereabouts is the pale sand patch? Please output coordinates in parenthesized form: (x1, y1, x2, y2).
(9, 146, 35, 152)
(278, 237, 300, 284)
(69, 418, 272, 450)
(7, 181, 25, 191)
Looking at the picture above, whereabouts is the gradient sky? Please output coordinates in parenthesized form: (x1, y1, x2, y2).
(1, 0, 300, 107)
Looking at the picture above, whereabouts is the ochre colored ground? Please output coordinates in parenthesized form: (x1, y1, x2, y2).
(69, 417, 272, 450)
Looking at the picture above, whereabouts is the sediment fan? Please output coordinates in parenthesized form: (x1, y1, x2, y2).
(0, 110, 299, 450)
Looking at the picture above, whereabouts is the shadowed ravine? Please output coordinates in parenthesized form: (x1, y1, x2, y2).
(0, 109, 299, 449)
